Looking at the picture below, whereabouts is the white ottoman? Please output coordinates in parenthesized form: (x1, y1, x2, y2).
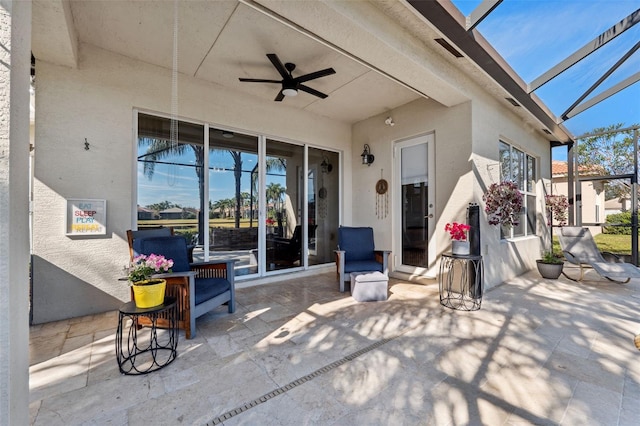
(350, 271, 388, 302)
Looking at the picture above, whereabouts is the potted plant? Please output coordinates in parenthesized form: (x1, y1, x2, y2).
(128, 253, 173, 308)
(483, 181, 523, 228)
(536, 250, 564, 279)
(445, 222, 471, 255)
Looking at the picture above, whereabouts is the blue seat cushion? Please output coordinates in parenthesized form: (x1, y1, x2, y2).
(343, 260, 383, 274)
(195, 278, 231, 305)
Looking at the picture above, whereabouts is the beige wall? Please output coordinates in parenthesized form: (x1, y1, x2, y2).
(352, 98, 472, 277)
(352, 84, 552, 288)
(472, 87, 551, 286)
(552, 179, 605, 235)
(32, 43, 351, 323)
(31, 3, 558, 322)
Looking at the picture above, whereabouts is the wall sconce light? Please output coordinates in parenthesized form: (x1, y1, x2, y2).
(384, 117, 395, 126)
(361, 144, 374, 166)
(320, 155, 333, 174)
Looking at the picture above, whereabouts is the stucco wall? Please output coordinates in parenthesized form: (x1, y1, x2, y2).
(32, 43, 351, 323)
(471, 89, 550, 287)
(352, 97, 472, 277)
(352, 86, 553, 289)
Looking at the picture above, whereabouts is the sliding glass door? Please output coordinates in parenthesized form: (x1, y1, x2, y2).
(136, 111, 339, 279)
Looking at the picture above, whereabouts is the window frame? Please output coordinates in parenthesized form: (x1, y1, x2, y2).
(499, 140, 538, 239)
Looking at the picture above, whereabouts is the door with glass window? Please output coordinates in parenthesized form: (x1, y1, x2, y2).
(394, 134, 435, 272)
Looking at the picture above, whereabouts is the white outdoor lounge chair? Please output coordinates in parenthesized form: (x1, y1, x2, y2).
(558, 227, 640, 283)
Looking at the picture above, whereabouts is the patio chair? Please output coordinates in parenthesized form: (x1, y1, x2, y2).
(127, 227, 194, 262)
(335, 226, 390, 292)
(267, 225, 317, 267)
(558, 227, 640, 283)
(135, 235, 235, 339)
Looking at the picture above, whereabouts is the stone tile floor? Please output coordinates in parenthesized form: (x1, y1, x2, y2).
(29, 269, 640, 425)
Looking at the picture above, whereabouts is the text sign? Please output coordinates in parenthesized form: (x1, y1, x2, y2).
(66, 199, 107, 235)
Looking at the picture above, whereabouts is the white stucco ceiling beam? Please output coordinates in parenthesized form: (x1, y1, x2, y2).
(249, 0, 469, 108)
(32, 0, 78, 68)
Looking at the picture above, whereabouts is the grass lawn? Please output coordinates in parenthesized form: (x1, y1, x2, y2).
(553, 233, 635, 255)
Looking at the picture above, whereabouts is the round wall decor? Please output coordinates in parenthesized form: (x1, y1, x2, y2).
(376, 179, 388, 195)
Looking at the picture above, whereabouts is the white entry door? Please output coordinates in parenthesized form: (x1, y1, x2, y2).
(394, 134, 435, 275)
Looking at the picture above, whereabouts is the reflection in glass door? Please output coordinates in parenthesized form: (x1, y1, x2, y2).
(308, 148, 339, 266)
(265, 139, 304, 272)
(395, 135, 435, 271)
(208, 129, 259, 276)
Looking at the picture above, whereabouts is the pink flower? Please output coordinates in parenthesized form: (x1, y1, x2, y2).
(445, 222, 470, 241)
(128, 253, 173, 282)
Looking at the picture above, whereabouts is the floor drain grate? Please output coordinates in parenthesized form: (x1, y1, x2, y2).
(205, 336, 396, 425)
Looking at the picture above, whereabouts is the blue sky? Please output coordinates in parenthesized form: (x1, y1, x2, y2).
(452, 0, 639, 138)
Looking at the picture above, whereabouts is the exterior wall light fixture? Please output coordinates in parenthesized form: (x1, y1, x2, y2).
(361, 144, 374, 166)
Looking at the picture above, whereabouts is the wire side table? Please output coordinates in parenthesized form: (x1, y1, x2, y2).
(439, 253, 483, 311)
(115, 297, 178, 375)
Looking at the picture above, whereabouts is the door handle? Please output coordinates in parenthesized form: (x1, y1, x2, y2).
(425, 214, 433, 219)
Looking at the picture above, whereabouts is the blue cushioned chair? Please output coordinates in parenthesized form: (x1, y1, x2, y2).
(127, 227, 194, 263)
(335, 226, 390, 292)
(136, 235, 235, 339)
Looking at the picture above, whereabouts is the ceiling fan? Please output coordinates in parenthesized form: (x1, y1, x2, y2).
(239, 53, 336, 102)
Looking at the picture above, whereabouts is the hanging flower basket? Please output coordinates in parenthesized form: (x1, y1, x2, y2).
(545, 194, 568, 226)
(483, 181, 523, 228)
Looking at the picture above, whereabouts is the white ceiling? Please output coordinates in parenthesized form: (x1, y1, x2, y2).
(36, 0, 422, 124)
(31, 0, 573, 141)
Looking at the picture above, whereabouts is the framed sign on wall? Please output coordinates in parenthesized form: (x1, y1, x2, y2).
(66, 199, 107, 236)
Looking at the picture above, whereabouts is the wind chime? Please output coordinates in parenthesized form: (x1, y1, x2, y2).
(375, 169, 389, 219)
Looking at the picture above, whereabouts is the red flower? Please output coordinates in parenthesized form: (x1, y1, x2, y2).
(266, 218, 275, 226)
(445, 222, 470, 241)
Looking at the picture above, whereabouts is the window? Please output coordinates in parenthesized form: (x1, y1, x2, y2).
(499, 141, 537, 238)
(136, 112, 340, 279)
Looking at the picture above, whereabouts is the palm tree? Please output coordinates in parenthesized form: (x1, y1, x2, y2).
(138, 137, 207, 244)
(249, 157, 286, 227)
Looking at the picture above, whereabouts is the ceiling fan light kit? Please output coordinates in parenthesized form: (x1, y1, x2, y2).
(282, 88, 298, 97)
(239, 53, 335, 102)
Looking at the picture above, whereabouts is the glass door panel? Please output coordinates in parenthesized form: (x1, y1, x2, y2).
(136, 113, 204, 244)
(265, 139, 304, 271)
(208, 129, 259, 277)
(395, 135, 435, 271)
(308, 148, 339, 266)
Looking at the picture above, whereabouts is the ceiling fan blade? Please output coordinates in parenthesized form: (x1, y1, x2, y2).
(267, 53, 290, 79)
(295, 68, 336, 83)
(274, 90, 285, 102)
(299, 84, 328, 99)
(239, 78, 282, 83)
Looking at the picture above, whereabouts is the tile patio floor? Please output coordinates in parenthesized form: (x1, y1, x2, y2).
(29, 269, 640, 425)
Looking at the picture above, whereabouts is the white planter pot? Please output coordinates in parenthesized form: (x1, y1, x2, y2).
(452, 240, 470, 255)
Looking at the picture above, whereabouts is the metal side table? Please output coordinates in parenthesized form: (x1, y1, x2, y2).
(439, 253, 483, 311)
(115, 297, 178, 375)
